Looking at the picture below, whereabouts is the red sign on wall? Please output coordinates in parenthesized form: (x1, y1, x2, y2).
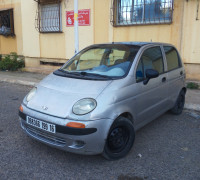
(66, 9, 90, 26)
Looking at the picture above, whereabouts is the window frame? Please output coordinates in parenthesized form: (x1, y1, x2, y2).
(111, 0, 174, 27)
(135, 45, 165, 83)
(35, 0, 62, 33)
(0, 8, 15, 37)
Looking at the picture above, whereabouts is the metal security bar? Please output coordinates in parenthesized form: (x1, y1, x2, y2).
(111, 0, 174, 26)
(35, 0, 62, 33)
(0, 9, 14, 36)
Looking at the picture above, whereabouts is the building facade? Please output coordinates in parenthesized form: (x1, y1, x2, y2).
(0, 0, 200, 80)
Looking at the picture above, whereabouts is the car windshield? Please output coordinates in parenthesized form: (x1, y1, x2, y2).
(60, 44, 140, 78)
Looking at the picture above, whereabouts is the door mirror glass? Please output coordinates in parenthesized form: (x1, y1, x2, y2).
(146, 69, 159, 79)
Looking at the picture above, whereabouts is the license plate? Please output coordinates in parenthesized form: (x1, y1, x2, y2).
(26, 116, 56, 134)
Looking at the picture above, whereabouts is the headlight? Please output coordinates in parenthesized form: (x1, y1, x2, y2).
(73, 98, 97, 115)
(26, 87, 37, 102)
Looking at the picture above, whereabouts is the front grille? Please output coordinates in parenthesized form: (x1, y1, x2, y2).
(25, 124, 66, 147)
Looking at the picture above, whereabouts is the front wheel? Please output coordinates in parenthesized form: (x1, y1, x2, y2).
(170, 90, 185, 115)
(102, 117, 135, 160)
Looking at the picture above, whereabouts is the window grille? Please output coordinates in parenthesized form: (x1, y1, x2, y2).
(111, 0, 174, 26)
(35, 0, 62, 33)
(0, 9, 14, 36)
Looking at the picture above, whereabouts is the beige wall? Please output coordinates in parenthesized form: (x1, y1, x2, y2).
(21, 0, 40, 58)
(40, 0, 66, 59)
(0, 0, 199, 80)
(94, 0, 110, 44)
(65, 0, 94, 59)
(91, 0, 185, 51)
(20, 0, 94, 60)
(180, 0, 200, 80)
(181, 0, 200, 64)
(40, 33, 66, 59)
(111, 0, 184, 51)
(0, 0, 22, 55)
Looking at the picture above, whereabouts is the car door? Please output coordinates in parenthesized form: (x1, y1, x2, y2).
(134, 45, 169, 128)
(163, 46, 185, 107)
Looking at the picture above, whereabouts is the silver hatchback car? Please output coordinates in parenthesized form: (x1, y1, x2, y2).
(19, 42, 186, 160)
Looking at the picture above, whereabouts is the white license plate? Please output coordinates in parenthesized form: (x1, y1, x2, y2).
(26, 116, 56, 134)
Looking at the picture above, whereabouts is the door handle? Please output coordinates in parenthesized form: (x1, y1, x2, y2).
(180, 71, 183, 76)
(162, 77, 166, 82)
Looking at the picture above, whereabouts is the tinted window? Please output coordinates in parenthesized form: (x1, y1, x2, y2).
(136, 46, 164, 81)
(164, 46, 181, 71)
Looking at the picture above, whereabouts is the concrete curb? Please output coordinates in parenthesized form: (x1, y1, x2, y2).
(184, 103, 200, 112)
(0, 78, 37, 86)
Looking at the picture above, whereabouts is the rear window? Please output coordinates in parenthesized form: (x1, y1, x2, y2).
(164, 46, 181, 71)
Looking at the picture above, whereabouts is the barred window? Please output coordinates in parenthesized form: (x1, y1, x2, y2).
(111, 0, 173, 26)
(0, 9, 14, 36)
(35, 0, 62, 33)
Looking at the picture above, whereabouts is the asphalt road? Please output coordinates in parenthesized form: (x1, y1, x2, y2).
(0, 82, 200, 180)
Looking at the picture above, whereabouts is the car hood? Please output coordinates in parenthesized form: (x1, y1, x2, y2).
(26, 73, 112, 118)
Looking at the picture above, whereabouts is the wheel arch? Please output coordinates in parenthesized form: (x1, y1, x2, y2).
(182, 87, 187, 94)
(114, 112, 135, 125)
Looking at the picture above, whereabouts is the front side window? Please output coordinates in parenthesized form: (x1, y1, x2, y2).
(60, 44, 140, 79)
(35, 1, 62, 33)
(113, 0, 173, 26)
(136, 46, 164, 81)
(0, 9, 14, 36)
(164, 46, 181, 71)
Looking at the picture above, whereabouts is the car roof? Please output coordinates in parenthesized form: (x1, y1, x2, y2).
(94, 42, 173, 47)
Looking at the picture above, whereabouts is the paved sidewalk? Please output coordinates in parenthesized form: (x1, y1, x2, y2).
(0, 71, 200, 112)
(0, 71, 46, 86)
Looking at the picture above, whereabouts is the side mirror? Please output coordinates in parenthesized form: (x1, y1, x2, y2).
(143, 69, 159, 85)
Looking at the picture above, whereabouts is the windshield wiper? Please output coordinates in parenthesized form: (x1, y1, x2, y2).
(58, 69, 70, 74)
(55, 69, 113, 80)
(57, 69, 83, 76)
(79, 72, 113, 79)
(58, 69, 85, 76)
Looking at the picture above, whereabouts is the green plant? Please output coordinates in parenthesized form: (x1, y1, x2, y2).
(0, 52, 25, 71)
(187, 82, 199, 89)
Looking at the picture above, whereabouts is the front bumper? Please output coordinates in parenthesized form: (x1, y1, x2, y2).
(19, 105, 113, 155)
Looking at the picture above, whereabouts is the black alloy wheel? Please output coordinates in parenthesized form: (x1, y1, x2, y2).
(103, 117, 135, 160)
(107, 126, 129, 153)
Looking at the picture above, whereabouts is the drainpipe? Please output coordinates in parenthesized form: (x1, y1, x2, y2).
(179, 1, 185, 55)
(74, 0, 79, 54)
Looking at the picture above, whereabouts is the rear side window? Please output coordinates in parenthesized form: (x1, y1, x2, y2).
(164, 46, 181, 71)
(136, 46, 164, 82)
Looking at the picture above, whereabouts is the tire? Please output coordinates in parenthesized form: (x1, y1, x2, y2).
(102, 117, 135, 160)
(170, 90, 185, 115)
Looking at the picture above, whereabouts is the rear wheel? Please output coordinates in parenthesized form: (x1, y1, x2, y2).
(170, 90, 185, 115)
(102, 117, 135, 160)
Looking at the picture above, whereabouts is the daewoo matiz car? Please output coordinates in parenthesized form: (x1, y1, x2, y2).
(19, 42, 186, 160)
